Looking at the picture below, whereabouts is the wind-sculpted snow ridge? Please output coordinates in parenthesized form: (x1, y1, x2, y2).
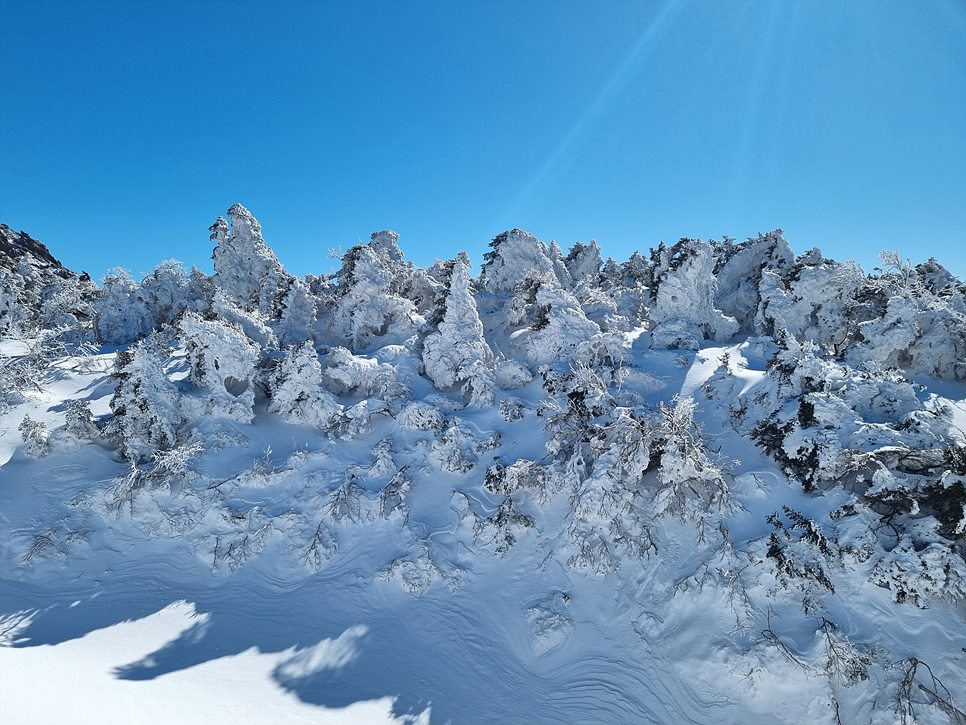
(1, 206, 965, 725)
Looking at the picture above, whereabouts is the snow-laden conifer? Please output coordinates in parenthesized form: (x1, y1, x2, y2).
(269, 342, 341, 428)
(422, 257, 494, 402)
(107, 339, 181, 462)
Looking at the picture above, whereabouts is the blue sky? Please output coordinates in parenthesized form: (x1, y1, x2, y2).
(2, 0, 964, 281)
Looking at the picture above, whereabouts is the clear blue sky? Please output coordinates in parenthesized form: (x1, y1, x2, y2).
(2, 0, 964, 281)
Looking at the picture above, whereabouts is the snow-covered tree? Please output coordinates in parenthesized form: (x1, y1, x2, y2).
(211, 204, 287, 312)
(332, 244, 418, 349)
(274, 276, 316, 346)
(19, 414, 50, 458)
(480, 229, 557, 293)
(422, 257, 494, 404)
(565, 241, 603, 287)
(64, 399, 99, 440)
(514, 282, 601, 366)
(107, 339, 181, 462)
(653, 396, 733, 523)
(269, 342, 341, 428)
(714, 230, 794, 332)
(178, 312, 259, 422)
(140, 259, 188, 328)
(649, 239, 738, 349)
(93, 268, 153, 344)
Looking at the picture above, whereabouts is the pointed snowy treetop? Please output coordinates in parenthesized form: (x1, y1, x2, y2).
(211, 203, 287, 311)
(481, 229, 557, 293)
(369, 229, 404, 263)
(422, 256, 493, 391)
(565, 241, 603, 285)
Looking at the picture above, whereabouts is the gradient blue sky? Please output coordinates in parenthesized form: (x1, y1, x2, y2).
(2, 0, 964, 281)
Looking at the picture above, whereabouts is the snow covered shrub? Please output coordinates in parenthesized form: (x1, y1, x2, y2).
(421, 257, 495, 403)
(499, 398, 527, 422)
(765, 507, 838, 611)
(302, 522, 338, 571)
(327, 479, 369, 524)
(381, 545, 446, 596)
(514, 282, 601, 365)
(107, 341, 181, 462)
(19, 414, 50, 458)
(93, 268, 153, 344)
(379, 469, 412, 520)
(39, 274, 96, 337)
(653, 396, 733, 522)
(471, 495, 536, 557)
(321, 346, 409, 403)
(397, 401, 444, 432)
(430, 420, 478, 473)
(269, 342, 341, 428)
(842, 253, 966, 380)
(332, 244, 418, 349)
(494, 359, 533, 390)
(648, 239, 738, 348)
(756, 250, 865, 350)
(480, 229, 557, 293)
(178, 312, 259, 422)
(64, 399, 98, 440)
(211, 289, 278, 349)
(870, 535, 966, 607)
(273, 276, 316, 346)
(564, 240, 603, 286)
(139, 259, 188, 328)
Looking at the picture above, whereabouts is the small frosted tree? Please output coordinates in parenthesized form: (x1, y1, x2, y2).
(480, 229, 557, 294)
(269, 342, 341, 428)
(107, 341, 181, 462)
(517, 282, 601, 365)
(178, 312, 259, 422)
(19, 414, 50, 458)
(64, 399, 99, 440)
(274, 276, 316, 346)
(333, 244, 418, 349)
(654, 396, 733, 524)
(93, 268, 153, 344)
(140, 259, 188, 328)
(421, 257, 494, 404)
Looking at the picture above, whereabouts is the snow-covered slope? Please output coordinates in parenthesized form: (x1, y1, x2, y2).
(1, 209, 964, 725)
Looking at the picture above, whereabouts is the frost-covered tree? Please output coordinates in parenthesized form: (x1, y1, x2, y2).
(269, 342, 341, 428)
(514, 282, 601, 366)
(713, 230, 794, 332)
(210, 289, 278, 349)
(19, 414, 50, 458)
(107, 340, 181, 462)
(653, 396, 733, 523)
(332, 244, 418, 349)
(140, 260, 188, 328)
(565, 241, 603, 287)
(211, 204, 287, 312)
(756, 250, 865, 351)
(274, 276, 316, 346)
(178, 312, 259, 422)
(649, 239, 738, 349)
(480, 229, 557, 293)
(421, 257, 494, 404)
(93, 268, 153, 344)
(38, 273, 96, 336)
(64, 399, 99, 440)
